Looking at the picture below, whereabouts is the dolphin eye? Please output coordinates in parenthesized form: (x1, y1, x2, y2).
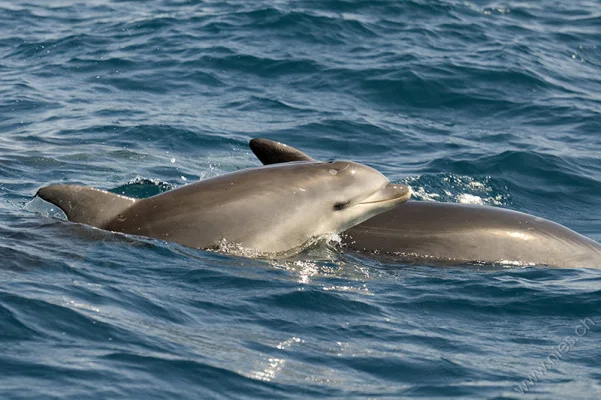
(333, 200, 351, 211)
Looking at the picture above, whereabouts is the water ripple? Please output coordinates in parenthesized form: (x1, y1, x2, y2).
(1, 0, 601, 399)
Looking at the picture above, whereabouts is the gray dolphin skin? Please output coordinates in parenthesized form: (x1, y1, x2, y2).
(37, 161, 411, 255)
(250, 138, 601, 268)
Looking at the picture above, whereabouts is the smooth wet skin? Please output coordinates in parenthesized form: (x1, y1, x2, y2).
(37, 161, 410, 255)
(346, 201, 601, 268)
(250, 138, 601, 268)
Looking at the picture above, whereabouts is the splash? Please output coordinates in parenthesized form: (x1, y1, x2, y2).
(402, 173, 509, 206)
(210, 234, 330, 259)
(212, 238, 264, 259)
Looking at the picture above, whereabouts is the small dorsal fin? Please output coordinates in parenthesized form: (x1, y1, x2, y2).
(250, 138, 314, 165)
(36, 185, 137, 229)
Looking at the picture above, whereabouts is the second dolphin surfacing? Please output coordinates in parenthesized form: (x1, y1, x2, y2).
(37, 160, 410, 256)
(250, 138, 601, 268)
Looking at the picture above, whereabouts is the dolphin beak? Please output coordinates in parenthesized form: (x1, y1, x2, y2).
(359, 184, 412, 206)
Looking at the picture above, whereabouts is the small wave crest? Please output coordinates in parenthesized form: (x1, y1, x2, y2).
(403, 173, 510, 206)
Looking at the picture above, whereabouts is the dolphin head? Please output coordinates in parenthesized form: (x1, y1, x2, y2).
(244, 139, 412, 252)
(310, 160, 411, 234)
(241, 160, 410, 253)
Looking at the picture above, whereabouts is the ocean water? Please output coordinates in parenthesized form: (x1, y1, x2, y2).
(1, 0, 601, 398)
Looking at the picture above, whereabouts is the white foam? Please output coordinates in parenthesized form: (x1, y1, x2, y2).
(457, 193, 484, 205)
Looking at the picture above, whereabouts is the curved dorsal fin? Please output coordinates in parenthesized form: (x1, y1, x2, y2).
(250, 138, 314, 165)
(36, 185, 137, 229)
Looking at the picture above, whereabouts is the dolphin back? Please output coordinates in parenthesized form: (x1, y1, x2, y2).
(37, 185, 137, 229)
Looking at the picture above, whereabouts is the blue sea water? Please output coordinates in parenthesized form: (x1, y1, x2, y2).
(1, 0, 601, 398)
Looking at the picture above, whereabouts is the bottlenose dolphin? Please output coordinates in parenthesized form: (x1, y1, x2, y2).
(37, 161, 411, 255)
(249, 138, 601, 268)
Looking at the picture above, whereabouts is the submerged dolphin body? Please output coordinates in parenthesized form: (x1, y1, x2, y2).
(249, 138, 601, 268)
(37, 161, 410, 255)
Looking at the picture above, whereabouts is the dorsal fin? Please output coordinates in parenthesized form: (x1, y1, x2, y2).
(250, 138, 314, 165)
(36, 184, 137, 229)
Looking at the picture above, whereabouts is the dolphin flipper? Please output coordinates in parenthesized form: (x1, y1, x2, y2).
(36, 185, 137, 228)
(250, 138, 314, 165)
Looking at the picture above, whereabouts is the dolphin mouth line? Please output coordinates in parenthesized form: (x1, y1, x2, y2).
(358, 187, 412, 205)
